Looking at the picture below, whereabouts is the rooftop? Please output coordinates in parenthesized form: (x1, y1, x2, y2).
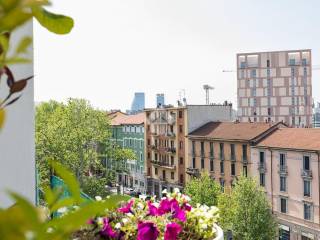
(257, 128, 320, 151)
(189, 121, 281, 141)
(109, 112, 144, 126)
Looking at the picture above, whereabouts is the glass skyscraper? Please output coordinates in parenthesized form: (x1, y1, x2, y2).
(130, 92, 145, 113)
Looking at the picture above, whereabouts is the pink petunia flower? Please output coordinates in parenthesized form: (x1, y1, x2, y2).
(137, 222, 159, 240)
(164, 222, 182, 240)
(100, 218, 118, 239)
(118, 199, 134, 213)
(147, 201, 159, 216)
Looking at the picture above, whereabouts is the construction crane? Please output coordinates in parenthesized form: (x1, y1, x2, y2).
(203, 84, 214, 105)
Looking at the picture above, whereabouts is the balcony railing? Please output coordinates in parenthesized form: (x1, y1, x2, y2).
(166, 147, 176, 154)
(301, 169, 312, 179)
(278, 165, 288, 175)
(165, 132, 176, 137)
(242, 156, 248, 164)
(150, 160, 176, 170)
(186, 167, 200, 177)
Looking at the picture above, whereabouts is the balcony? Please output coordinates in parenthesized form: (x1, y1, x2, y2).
(301, 169, 312, 179)
(166, 147, 176, 154)
(186, 167, 200, 177)
(278, 165, 288, 175)
(150, 160, 176, 170)
(258, 163, 266, 173)
(165, 132, 176, 138)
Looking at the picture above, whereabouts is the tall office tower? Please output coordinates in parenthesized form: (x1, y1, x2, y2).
(130, 92, 145, 113)
(237, 50, 312, 127)
(156, 93, 165, 107)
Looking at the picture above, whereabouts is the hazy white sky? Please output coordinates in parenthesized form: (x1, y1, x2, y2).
(34, 0, 320, 111)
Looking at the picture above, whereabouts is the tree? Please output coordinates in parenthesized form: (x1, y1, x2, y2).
(184, 172, 221, 207)
(218, 177, 277, 240)
(36, 98, 135, 198)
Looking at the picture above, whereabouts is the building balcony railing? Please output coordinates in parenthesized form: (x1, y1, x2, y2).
(242, 156, 248, 164)
(165, 132, 176, 138)
(301, 169, 312, 179)
(278, 165, 288, 175)
(150, 160, 176, 170)
(258, 163, 266, 173)
(230, 156, 236, 162)
(186, 167, 200, 177)
(166, 147, 176, 154)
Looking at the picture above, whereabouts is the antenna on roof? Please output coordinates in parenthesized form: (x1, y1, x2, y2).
(203, 85, 214, 105)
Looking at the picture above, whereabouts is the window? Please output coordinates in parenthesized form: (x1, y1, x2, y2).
(179, 125, 183, 133)
(135, 180, 138, 185)
(220, 161, 224, 174)
(147, 152, 151, 159)
(179, 141, 183, 150)
(279, 153, 286, 172)
(171, 172, 174, 180)
(210, 158, 214, 172)
(147, 139, 150, 146)
(155, 168, 158, 175)
(243, 165, 248, 177)
(179, 157, 183, 165)
(210, 142, 214, 158)
(304, 203, 312, 220)
(231, 163, 236, 176)
(178, 111, 183, 118)
(251, 69, 256, 78)
(162, 170, 166, 180)
(192, 141, 196, 156)
(260, 173, 265, 186)
(304, 180, 311, 197)
(201, 158, 205, 169)
(280, 198, 287, 213)
(242, 144, 247, 161)
(303, 156, 310, 171)
(170, 156, 174, 166)
(140, 153, 143, 161)
(220, 179, 225, 192)
(230, 144, 235, 160)
(180, 174, 184, 184)
(267, 59, 270, 68)
(155, 153, 158, 161)
(192, 157, 196, 168)
(219, 143, 224, 160)
(259, 151, 265, 165)
(201, 142, 205, 156)
(280, 176, 287, 192)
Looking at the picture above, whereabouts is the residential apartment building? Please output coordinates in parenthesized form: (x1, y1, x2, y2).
(145, 104, 234, 198)
(237, 50, 312, 127)
(107, 111, 146, 193)
(187, 122, 285, 192)
(251, 128, 320, 240)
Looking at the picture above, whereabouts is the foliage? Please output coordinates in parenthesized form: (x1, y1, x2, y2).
(0, 161, 129, 240)
(0, 0, 73, 68)
(184, 172, 221, 207)
(217, 177, 277, 240)
(84, 189, 220, 240)
(36, 99, 136, 197)
(81, 177, 109, 199)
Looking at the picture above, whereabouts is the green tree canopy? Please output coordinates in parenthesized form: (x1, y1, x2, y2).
(36, 98, 135, 198)
(184, 172, 221, 207)
(218, 177, 277, 240)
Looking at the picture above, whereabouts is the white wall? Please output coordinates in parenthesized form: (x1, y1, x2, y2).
(187, 105, 233, 133)
(0, 22, 35, 207)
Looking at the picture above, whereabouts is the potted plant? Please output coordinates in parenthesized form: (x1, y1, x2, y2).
(85, 188, 223, 240)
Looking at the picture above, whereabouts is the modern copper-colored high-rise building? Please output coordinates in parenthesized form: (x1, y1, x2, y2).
(237, 50, 312, 127)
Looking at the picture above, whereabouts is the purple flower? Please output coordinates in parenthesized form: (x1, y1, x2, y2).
(147, 201, 159, 216)
(164, 222, 182, 240)
(171, 200, 186, 222)
(100, 218, 118, 239)
(137, 222, 159, 240)
(118, 199, 134, 213)
(158, 198, 172, 215)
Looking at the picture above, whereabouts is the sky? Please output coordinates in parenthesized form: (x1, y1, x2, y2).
(34, 0, 320, 111)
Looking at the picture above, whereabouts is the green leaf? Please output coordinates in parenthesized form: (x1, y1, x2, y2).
(0, 8, 32, 32)
(50, 161, 81, 204)
(15, 37, 32, 54)
(32, 6, 74, 34)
